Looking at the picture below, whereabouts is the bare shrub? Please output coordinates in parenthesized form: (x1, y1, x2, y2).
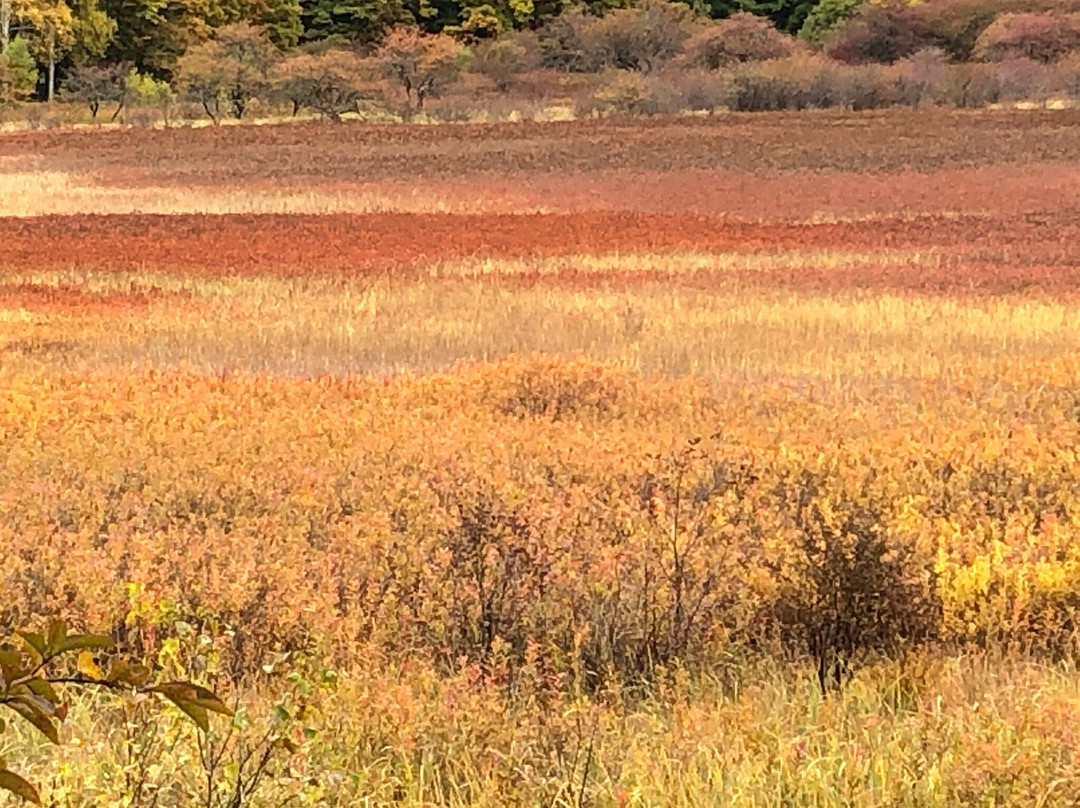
(682, 12, 795, 70)
(1056, 52, 1080, 100)
(921, 0, 1019, 61)
(994, 56, 1057, 102)
(575, 70, 652, 116)
(469, 33, 540, 92)
(426, 93, 477, 122)
(435, 487, 546, 664)
(584, 0, 696, 74)
(537, 10, 602, 73)
(974, 11, 1080, 64)
(939, 61, 1002, 106)
(835, 63, 898, 109)
(890, 47, 949, 107)
(490, 356, 633, 420)
(767, 472, 941, 692)
(725, 60, 811, 111)
(826, 2, 938, 64)
(665, 67, 734, 111)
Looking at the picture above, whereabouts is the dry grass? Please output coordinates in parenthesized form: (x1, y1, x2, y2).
(9, 653, 1080, 807)
(6, 110, 1080, 220)
(0, 166, 532, 217)
(2, 263, 1076, 381)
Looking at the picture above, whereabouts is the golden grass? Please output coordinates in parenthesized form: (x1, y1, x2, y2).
(0, 168, 542, 216)
(2, 263, 1075, 382)
(11, 654, 1080, 807)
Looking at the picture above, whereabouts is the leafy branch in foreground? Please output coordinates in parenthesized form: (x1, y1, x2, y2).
(0, 620, 232, 804)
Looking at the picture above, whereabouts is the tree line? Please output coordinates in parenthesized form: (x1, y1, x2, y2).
(2, 0, 1080, 113)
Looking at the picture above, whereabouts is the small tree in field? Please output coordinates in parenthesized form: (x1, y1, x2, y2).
(538, 10, 602, 72)
(974, 12, 1080, 64)
(799, 0, 864, 47)
(176, 24, 278, 122)
(125, 68, 175, 124)
(274, 47, 368, 120)
(468, 34, 537, 92)
(0, 621, 230, 804)
(586, 0, 695, 74)
(374, 28, 467, 110)
(62, 61, 129, 119)
(682, 12, 794, 70)
(0, 36, 38, 104)
(175, 40, 231, 122)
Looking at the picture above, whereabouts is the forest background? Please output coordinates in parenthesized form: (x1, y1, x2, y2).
(4, 0, 1080, 124)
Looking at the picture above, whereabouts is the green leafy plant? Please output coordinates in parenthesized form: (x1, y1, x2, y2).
(0, 620, 232, 804)
(0, 36, 39, 104)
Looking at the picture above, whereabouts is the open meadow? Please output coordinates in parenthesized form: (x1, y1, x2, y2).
(5, 108, 1080, 806)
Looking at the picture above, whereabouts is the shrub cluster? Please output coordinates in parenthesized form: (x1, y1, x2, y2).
(0, 0, 1071, 126)
(7, 357, 1080, 696)
(54, 24, 467, 124)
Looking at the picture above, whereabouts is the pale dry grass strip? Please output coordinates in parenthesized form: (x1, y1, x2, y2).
(2, 264, 1078, 381)
(424, 249, 941, 277)
(0, 167, 546, 216)
(15, 652, 1080, 808)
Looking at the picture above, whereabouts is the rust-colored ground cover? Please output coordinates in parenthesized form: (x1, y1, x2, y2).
(0, 281, 197, 315)
(0, 212, 762, 274)
(2, 211, 1079, 297)
(7, 109, 1080, 181)
(3, 110, 1080, 302)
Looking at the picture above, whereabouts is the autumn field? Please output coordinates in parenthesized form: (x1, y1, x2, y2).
(5, 109, 1080, 806)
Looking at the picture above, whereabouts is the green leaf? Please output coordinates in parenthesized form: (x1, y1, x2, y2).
(5, 696, 60, 744)
(151, 683, 233, 718)
(16, 634, 45, 665)
(152, 683, 232, 732)
(0, 770, 40, 804)
(0, 650, 30, 689)
(24, 679, 59, 705)
(106, 660, 151, 687)
(170, 698, 210, 732)
(45, 622, 67, 654)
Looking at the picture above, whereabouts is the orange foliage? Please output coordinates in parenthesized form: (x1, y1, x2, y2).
(3, 354, 1080, 681)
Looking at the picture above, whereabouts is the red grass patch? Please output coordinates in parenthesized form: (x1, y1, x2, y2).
(2, 212, 1080, 293)
(6, 110, 1080, 183)
(0, 212, 803, 275)
(0, 282, 195, 315)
